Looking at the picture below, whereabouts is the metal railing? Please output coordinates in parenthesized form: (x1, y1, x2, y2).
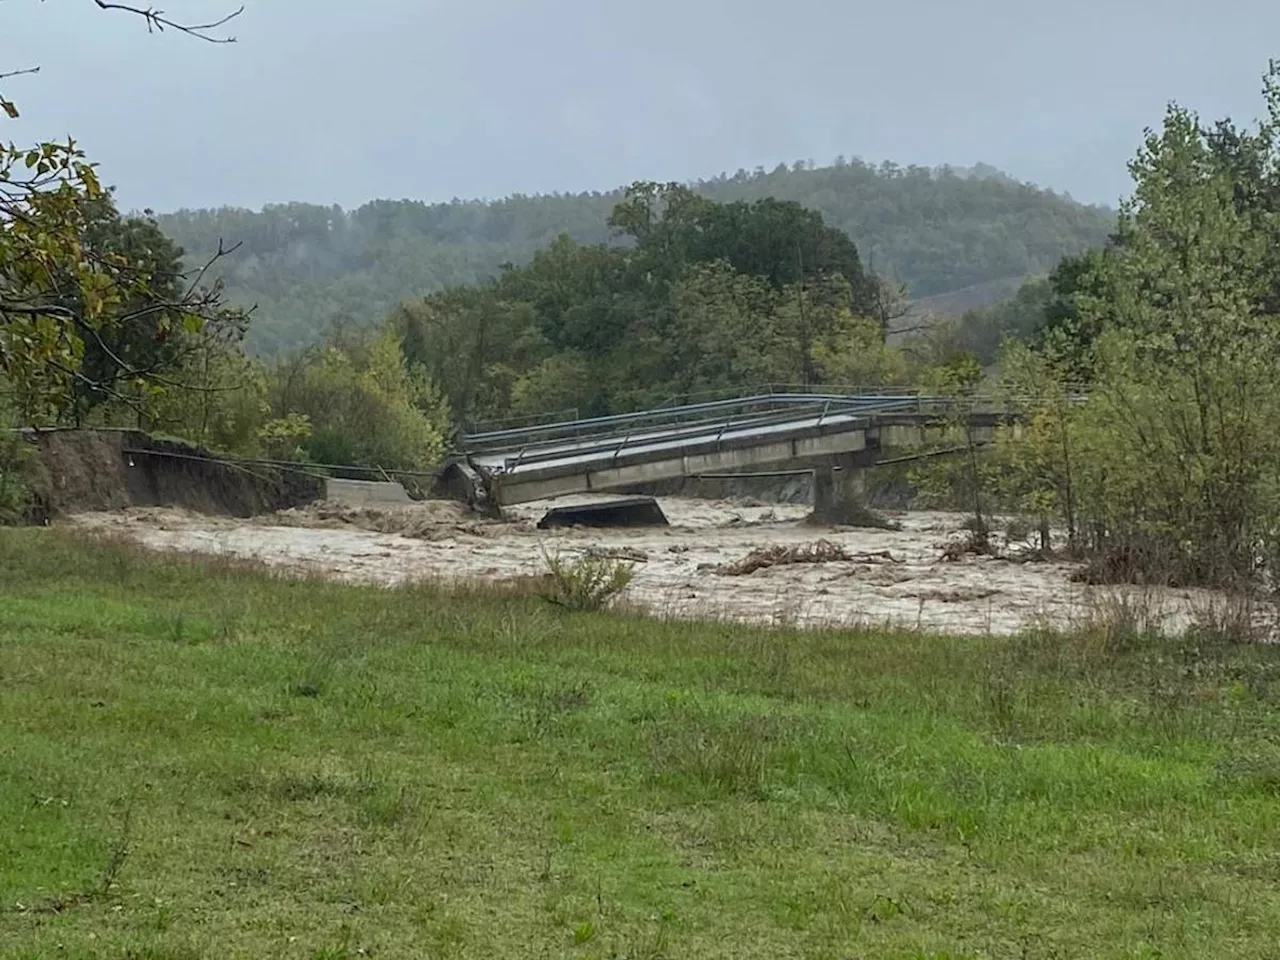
(459, 390, 1028, 457)
(479, 402, 878, 472)
(461, 393, 906, 455)
(463, 407, 580, 436)
(457, 392, 1049, 477)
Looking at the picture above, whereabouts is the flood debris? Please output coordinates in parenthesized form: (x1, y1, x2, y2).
(717, 540, 899, 576)
(939, 530, 997, 562)
(583, 545, 650, 563)
(906, 587, 1002, 603)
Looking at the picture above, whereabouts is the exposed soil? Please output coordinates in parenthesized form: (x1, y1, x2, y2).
(31, 429, 320, 519)
(64, 494, 1225, 635)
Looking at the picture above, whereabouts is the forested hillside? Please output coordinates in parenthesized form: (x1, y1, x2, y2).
(158, 160, 1115, 354)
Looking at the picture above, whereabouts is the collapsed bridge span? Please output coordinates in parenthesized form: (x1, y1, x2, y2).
(440, 391, 1035, 515)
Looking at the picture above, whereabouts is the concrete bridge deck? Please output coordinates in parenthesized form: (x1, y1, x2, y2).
(449, 392, 1018, 509)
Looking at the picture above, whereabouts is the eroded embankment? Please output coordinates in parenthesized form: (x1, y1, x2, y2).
(28, 429, 320, 518)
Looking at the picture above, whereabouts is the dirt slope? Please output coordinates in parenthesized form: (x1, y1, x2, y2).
(31, 429, 320, 518)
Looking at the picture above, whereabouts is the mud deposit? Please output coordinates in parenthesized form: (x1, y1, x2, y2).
(69, 496, 1221, 635)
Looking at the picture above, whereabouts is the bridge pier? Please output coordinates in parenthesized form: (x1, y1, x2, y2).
(810, 455, 869, 526)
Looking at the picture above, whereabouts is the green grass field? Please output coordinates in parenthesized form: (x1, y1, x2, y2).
(3, 530, 1280, 958)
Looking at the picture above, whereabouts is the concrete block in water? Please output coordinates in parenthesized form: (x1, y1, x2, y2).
(323, 478, 412, 505)
(537, 497, 668, 530)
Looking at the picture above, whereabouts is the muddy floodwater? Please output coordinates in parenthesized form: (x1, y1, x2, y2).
(68, 495, 1225, 635)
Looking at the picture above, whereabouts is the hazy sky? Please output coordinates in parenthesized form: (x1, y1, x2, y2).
(6, 0, 1279, 213)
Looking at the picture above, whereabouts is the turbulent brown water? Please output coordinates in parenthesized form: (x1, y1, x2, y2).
(69, 495, 1223, 635)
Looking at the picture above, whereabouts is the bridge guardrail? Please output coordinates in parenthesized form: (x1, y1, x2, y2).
(460, 391, 1033, 458)
(467, 398, 895, 461)
(466, 397, 1053, 475)
(477, 402, 873, 472)
(462, 393, 929, 454)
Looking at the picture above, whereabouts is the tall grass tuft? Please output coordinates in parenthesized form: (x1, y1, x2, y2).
(539, 547, 634, 611)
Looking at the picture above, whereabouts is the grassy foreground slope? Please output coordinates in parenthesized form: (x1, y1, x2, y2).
(3, 532, 1280, 959)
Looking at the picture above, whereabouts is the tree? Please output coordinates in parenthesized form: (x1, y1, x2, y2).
(382, 182, 923, 425)
(508, 352, 594, 421)
(867, 272, 911, 339)
(150, 338, 268, 453)
(270, 327, 450, 470)
(1078, 91, 1280, 584)
(809, 312, 907, 388)
(608, 182, 878, 318)
(989, 341, 1079, 551)
(395, 286, 544, 426)
(1, 2, 245, 423)
(64, 200, 249, 424)
(944, 277, 1052, 366)
(666, 260, 775, 398)
(984, 63, 1280, 587)
(495, 235, 637, 355)
(1034, 249, 1116, 381)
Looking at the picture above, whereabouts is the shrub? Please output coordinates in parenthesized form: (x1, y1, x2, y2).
(540, 548, 634, 611)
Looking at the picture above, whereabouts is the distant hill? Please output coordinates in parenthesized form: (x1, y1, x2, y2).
(892, 275, 1040, 339)
(156, 160, 1115, 355)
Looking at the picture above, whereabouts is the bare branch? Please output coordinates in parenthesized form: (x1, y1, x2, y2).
(2, 240, 251, 396)
(0, 66, 41, 82)
(179, 238, 242, 300)
(47, 358, 149, 413)
(90, 2, 243, 42)
(888, 322, 944, 338)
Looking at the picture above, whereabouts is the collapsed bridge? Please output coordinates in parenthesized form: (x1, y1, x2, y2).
(439, 390, 1025, 518)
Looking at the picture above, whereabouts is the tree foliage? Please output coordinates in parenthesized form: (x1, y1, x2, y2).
(1, 2, 246, 425)
(0, 138, 111, 417)
(977, 63, 1280, 588)
(149, 338, 268, 454)
(267, 327, 450, 470)
(938, 278, 1052, 367)
(387, 189, 908, 427)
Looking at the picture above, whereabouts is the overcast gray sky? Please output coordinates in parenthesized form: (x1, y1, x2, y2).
(5, 0, 1278, 212)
